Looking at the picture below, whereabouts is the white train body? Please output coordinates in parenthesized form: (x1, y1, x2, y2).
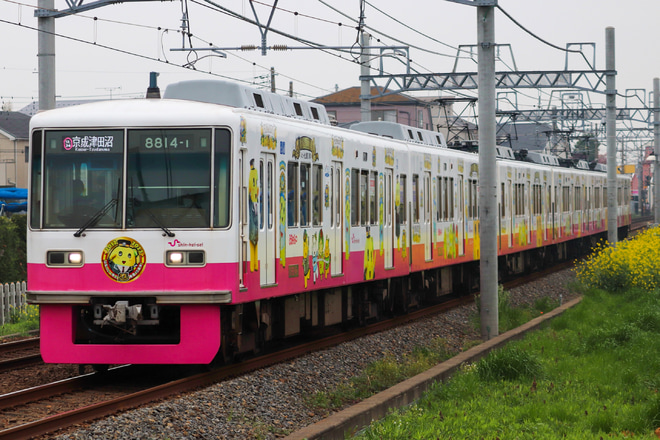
(26, 80, 631, 365)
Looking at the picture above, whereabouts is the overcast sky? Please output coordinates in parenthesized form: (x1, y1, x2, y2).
(0, 0, 658, 113)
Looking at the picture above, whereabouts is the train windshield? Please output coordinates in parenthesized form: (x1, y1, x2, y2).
(42, 130, 123, 229)
(126, 129, 212, 228)
(37, 127, 229, 231)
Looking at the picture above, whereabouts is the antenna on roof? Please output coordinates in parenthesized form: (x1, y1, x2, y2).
(146, 72, 161, 99)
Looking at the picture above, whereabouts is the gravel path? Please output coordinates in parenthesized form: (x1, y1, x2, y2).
(52, 268, 577, 440)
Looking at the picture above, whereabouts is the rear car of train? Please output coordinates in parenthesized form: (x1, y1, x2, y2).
(26, 99, 239, 365)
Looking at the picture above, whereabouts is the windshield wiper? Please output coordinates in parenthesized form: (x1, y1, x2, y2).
(74, 198, 118, 237)
(144, 209, 175, 237)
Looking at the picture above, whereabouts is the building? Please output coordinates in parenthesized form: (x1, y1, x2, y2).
(0, 112, 30, 189)
(312, 86, 438, 129)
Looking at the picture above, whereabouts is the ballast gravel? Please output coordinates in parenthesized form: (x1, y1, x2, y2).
(52, 268, 577, 440)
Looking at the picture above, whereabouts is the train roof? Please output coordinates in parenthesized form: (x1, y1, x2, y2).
(29, 98, 240, 129)
(349, 121, 447, 148)
(163, 80, 330, 125)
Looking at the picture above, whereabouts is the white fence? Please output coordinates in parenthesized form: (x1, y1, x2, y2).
(1, 282, 28, 326)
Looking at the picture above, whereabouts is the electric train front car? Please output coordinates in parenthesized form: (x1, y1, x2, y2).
(27, 98, 238, 365)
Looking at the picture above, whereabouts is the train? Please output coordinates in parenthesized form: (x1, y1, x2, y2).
(26, 79, 631, 366)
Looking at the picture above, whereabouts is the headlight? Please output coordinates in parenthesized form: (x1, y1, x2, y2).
(47, 250, 84, 267)
(168, 252, 184, 264)
(166, 250, 205, 266)
(68, 252, 83, 264)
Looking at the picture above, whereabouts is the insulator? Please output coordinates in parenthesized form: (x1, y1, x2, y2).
(271, 44, 288, 51)
(240, 45, 257, 51)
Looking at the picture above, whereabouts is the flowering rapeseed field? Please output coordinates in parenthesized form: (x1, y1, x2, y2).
(575, 226, 660, 292)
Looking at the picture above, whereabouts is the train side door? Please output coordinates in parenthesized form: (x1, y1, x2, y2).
(424, 171, 432, 261)
(508, 179, 513, 247)
(258, 153, 276, 285)
(384, 169, 394, 269)
(239, 151, 247, 287)
(330, 161, 343, 276)
(458, 174, 465, 256)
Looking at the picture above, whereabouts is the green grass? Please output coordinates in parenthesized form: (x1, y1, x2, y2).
(307, 338, 454, 412)
(306, 285, 553, 414)
(353, 286, 660, 439)
(473, 285, 560, 334)
(1, 301, 39, 337)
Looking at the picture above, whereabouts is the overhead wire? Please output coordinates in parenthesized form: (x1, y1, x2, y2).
(190, 0, 418, 93)
(495, 4, 593, 70)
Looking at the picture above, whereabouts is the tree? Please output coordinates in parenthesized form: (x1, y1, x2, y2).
(0, 214, 26, 283)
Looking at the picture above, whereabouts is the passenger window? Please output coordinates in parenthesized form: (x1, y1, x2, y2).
(399, 175, 407, 225)
(351, 169, 360, 226)
(300, 163, 310, 227)
(370, 171, 378, 225)
(312, 164, 323, 226)
(287, 162, 298, 227)
(412, 175, 419, 222)
(360, 170, 368, 225)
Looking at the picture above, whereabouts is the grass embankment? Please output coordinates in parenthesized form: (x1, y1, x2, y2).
(345, 227, 660, 439)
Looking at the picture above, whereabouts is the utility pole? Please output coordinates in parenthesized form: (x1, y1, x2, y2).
(654, 78, 660, 224)
(477, 2, 498, 341)
(605, 27, 617, 244)
(360, 31, 372, 122)
(37, 0, 56, 111)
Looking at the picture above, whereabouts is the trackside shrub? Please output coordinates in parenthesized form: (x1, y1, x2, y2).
(575, 226, 660, 292)
(476, 345, 544, 382)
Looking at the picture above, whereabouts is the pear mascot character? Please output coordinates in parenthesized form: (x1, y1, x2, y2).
(303, 230, 310, 288)
(364, 226, 375, 280)
(248, 159, 259, 272)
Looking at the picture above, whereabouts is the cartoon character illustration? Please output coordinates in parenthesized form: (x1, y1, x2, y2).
(109, 242, 139, 276)
(444, 224, 458, 260)
(102, 237, 146, 283)
(303, 230, 310, 288)
(239, 116, 247, 144)
(248, 159, 259, 271)
(473, 220, 480, 260)
(518, 218, 528, 247)
(317, 230, 325, 277)
(364, 226, 375, 280)
(312, 232, 319, 284)
(324, 184, 330, 209)
(395, 176, 401, 250)
(279, 162, 287, 267)
(378, 174, 384, 256)
(324, 237, 331, 278)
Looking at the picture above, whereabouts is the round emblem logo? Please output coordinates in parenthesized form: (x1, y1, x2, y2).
(101, 237, 146, 283)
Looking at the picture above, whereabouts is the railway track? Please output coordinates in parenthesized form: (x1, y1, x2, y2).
(0, 339, 41, 374)
(630, 215, 654, 235)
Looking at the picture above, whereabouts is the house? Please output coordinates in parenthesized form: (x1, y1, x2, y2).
(312, 86, 439, 130)
(0, 112, 30, 189)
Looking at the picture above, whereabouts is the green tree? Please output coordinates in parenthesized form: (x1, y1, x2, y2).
(0, 214, 27, 283)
